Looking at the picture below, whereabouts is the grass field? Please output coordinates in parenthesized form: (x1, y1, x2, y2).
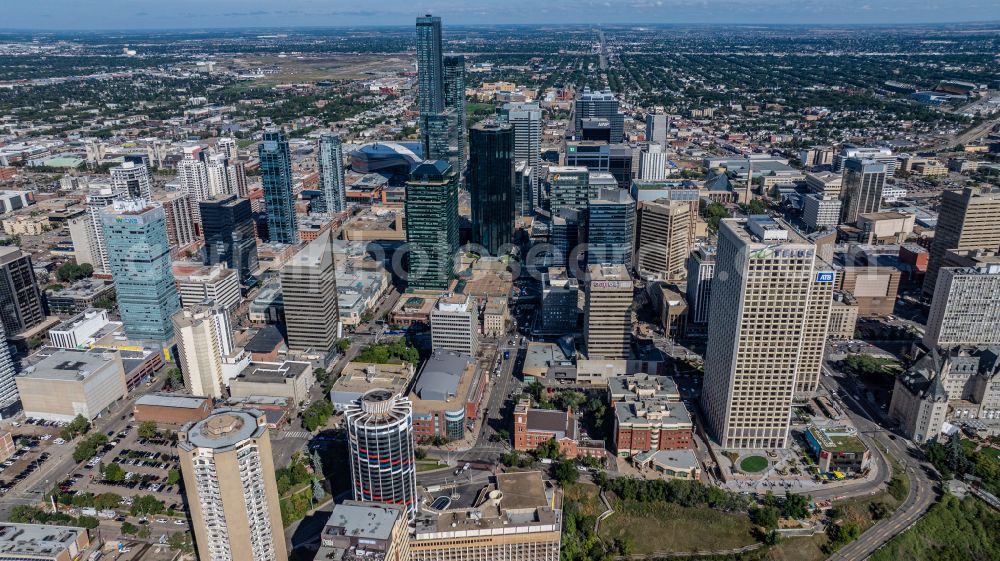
(416, 460, 446, 473)
(741, 455, 769, 473)
(599, 498, 755, 554)
(868, 495, 1000, 561)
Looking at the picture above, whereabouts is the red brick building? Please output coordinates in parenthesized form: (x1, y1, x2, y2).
(513, 400, 604, 459)
(610, 375, 694, 458)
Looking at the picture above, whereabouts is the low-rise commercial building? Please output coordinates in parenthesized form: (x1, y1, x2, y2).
(47, 308, 113, 349)
(329, 362, 415, 412)
(632, 449, 701, 480)
(16, 349, 127, 422)
(316, 501, 410, 561)
(408, 350, 486, 441)
(133, 393, 213, 426)
(229, 360, 314, 405)
(0, 523, 92, 561)
(803, 424, 871, 474)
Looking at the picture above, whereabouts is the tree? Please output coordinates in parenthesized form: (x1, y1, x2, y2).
(166, 468, 181, 486)
(781, 493, 811, 520)
(556, 391, 585, 412)
(130, 495, 165, 516)
(95, 493, 122, 509)
(121, 522, 139, 536)
(533, 438, 563, 460)
(56, 262, 94, 283)
(103, 462, 125, 482)
(137, 421, 159, 439)
(740, 199, 767, 215)
(336, 339, 350, 352)
(751, 506, 779, 529)
(166, 368, 184, 387)
(77, 515, 100, 529)
(168, 532, 195, 554)
(552, 459, 579, 485)
(303, 400, 334, 432)
(870, 501, 892, 520)
(944, 433, 971, 475)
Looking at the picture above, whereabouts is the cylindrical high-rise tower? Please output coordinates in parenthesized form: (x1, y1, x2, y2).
(345, 389, 418, 520)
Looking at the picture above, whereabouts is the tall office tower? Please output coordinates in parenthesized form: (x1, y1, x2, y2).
(639, 144, 667, 181)
(317, 133, 347, 214)
(924, 260, 1000, 349)
(586, 188, 636, 266)
(0, 247, 46, 336)
(574, 87, 624, 143)
(155, 191, 197, 250)
(345, 389, 418, 520)
(551, 209, 581, 270)
(609, 145, 635, 189)
(839, 158, 886, 224)
(541, 268, 579, 334)
(833, 145, 896, 177)
(547, 166, 591, 216)
(923, 187, 1000, 296)
(178, 146, 210, 224)
(469, 121, 515, 255)
(685, 245, 716, 327)
(259, 130, 299, 244)
(405, 161, 459, 291)
(443, 55, 466, 163)
(217, 136, 238, 161)
(83, 184, 129, 272)
(514, 161, 534, 218)
(416, 15, 445, 148)
(172, 302, 230, 399)
(700, 217, 835, 449)
(583, 264, 633, 359)
(280, 230, 339, 354)
(645, 112, 668, 145)
(0, 323, 17, 417)
(101, 200, 180, 342)
(565, 141, 610, 171)
(636, 199, 691, 281)
(200, 194, 259, 282)
(205, 153, 234, 197)
(178, 409, 287, 561)
(110, 160, 152, 200)
(500, 101, 542, 208)
(430, 293, 480, 356)
(423, 109, 462, 179)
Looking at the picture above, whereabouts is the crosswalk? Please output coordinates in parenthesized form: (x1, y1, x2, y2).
(280, 431, 312, 439)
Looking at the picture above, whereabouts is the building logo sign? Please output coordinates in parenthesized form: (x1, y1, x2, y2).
(816, 271, 835, 283)
(591, 281, 632, 289)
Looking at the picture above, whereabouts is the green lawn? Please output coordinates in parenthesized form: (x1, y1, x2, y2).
(416, 460, 446, 473)
(869, 496, 1000, 561)
(599, 499, 755, 554)
(741, 455, 769, 473)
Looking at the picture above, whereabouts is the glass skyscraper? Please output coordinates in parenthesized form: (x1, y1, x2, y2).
(259, 130, 298, 244)
(417, 14, 445, 151)
(574, 87, 625, 143)
(443, 55, 466, 167)
(469, 121, 515, 256)
(200, 194, 259, 282)
(417, 15, 465, 183)
(101, 200, 180, 341)
(317, 133, 347, 214)
(405, 160, 458, 291)
(587, 188, 636, 266)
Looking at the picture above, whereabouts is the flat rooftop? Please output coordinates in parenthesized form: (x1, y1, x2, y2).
(322, 501, 403, 542)
(332, 362, 413, 396)
(235, 361, 310, 383)
(409, 350, 478, 413)
(17, 349, 118, 382)
(181, 409, 265, 451)
(0, 523, 85, 556)
(136, 393, 210, 410)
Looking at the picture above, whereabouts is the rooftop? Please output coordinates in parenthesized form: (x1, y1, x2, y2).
(409, 350, 478, 413)
(0, 523, 86, 557)
(180, 409, 265, 451)
(135, 393, 211, 410)
(322, 500, 403, 542)
(17, 349, 119, 382)
(235, 361, 311, 384)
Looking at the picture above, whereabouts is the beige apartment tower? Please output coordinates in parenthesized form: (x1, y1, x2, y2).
(923, 187, 1000, 296)
(636, 199, 691, 281)
(280, 230, 340, 353)
(178, 409, 287, 561)
(172, 303, 230, 399)
(700, 217, 834, 449)
(583, 264, 633, 360)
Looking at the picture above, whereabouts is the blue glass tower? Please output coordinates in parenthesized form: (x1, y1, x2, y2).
(317, 133, 346, 214)
(101, 200, 180, 341)
(587, 188, 636, 266)
(259, 130, 299, 244)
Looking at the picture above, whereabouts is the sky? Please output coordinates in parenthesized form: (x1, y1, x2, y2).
(4, 0, 999, 30)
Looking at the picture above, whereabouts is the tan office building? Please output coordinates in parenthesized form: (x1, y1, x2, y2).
(583, 264, 633, 360)
(924, 187, 1000, 296)
(700, 217, 834, 449)
(178, 409, 286, 561)
(410, 471, 561, 561)
(280, 230, 340, 353)
(636, 199, 691, 281)
(172, 304, 228, 399)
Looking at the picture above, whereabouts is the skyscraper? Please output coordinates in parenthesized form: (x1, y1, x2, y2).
(443, 55, 466, 167)
(110, 160, 152, 200)
(200, 194, 259, 282)
(178, 146, 210, 224)
(0, 323, 18, 418)
(700, 217, 834, 449)
(500, 102, 542, 211)
(422, 109, 462, 179)
(280, 230, 340, 354)
(317, 133, 347, 214)
(923, 187, 1000, 296)
(685, 245, 716, 328)
(547, 166, 592, 217)
(155, 191, 197, 250)
(0, 247, 46, 336)
(82, 183, 129, 273)
(636, 199, 691, 281)
(645, 112, 667, 145)
(839, 158, 886, 224)
(259, 130, 298, 244)
(205, 153, 235, 197)
(583, 264, 633, 360)
(514, 160, 534, 218)
(416, 14, 445, 150)
(345, 389, 418, 520)
(574, 87, 624, 143)
(172, 302, 230, 399)
(586, 188, 636, 266)
(101, 200, 180, 342)
(924, 256, 1000, 349)
(405, 161, 459, 291)
(469, 121, 515, 255)
(639, 144, 667, 181)
(178, 409, 286, 561)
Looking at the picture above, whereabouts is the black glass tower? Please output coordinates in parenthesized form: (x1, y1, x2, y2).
(469, 121, 515, 256)
(200, 194, 259, 282)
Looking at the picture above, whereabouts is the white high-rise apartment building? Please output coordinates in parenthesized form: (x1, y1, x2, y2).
(500, 102, 541, 211)
(178, 409, 286, 561)
(79, 183, 128, 273)
(430, 293, 479, 356)
(217, 137, 238, 160)
(172, 302, 233, 399)
(700, 217, 834, 449)
(0, 322, 18, 418)
(924, 260, 1000, 349)
(178, 146, 210, 223)
(205, 153, 235, 197)
(639, 144, 667, 181)
(110, 161, 152, 199)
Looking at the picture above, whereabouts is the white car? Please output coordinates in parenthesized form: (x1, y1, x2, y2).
(155, 518, 167, 523)
(173, 519, 186, 525)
